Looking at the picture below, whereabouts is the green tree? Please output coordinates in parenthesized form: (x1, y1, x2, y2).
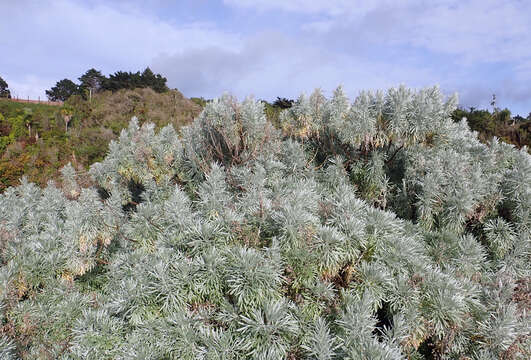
(272, 97, 294, 109)
(102, 68, 168, 93)
(0, 76, 11, 98)
(494, 108, 511, 125)
(78, 68, 106, 100)
(140, 67, 168, 93)
(102, 71, 136, 92)
(45, 79, 79, 102)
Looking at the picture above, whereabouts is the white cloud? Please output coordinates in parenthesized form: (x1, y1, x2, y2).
(226, 0, 531, 64)
(224, 0, 396, 17)
(300, 20, 335, 33)
(153, 30, 441, 101)
(403, 0, 531, 62)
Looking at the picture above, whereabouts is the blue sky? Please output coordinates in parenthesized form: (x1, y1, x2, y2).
(1, 0, 530, 115)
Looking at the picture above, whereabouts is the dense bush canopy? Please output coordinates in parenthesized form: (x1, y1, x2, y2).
(0, 86, 529, 359)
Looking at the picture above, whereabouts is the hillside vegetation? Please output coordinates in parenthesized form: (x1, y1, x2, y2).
(452, 107, 531, 149)
(0, 88, 201, 191)
(0, 86, 529, 359)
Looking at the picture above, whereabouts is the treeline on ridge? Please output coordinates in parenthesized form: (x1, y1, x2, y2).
(45, 67, 169, 102)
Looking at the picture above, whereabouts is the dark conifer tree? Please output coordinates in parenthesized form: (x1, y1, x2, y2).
(0, 76, 11, 98)
(45, 79, 79, 101)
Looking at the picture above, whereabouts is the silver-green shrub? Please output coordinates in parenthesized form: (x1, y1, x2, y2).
(0, 88, 529, 359)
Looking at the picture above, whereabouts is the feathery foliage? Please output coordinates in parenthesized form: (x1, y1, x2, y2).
(0, 86, 529, 359)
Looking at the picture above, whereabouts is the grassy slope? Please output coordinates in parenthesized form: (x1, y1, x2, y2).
(0, 88, 201, 191)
